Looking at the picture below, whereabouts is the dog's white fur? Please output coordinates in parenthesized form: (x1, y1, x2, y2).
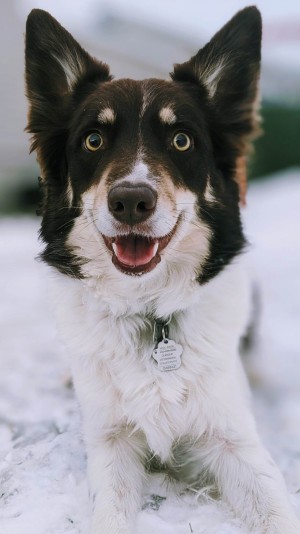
(52, 262, 300, 534)
(50, 160, 300, 534)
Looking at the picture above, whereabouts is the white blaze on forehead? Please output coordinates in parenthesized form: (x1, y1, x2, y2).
(119, 160, 154, 185)
(98, 107, 116, 124)
(159, 106, 177, 125)
(140, 81, 159, 116)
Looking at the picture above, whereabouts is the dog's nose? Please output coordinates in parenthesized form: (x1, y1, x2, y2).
(108, 184, 157, 225)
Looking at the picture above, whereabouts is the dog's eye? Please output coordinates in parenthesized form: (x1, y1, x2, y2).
(172, 133, 192, 152)
(84, 132, 103, 152)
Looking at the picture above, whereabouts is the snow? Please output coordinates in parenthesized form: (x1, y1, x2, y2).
(1, 170, 300, 533)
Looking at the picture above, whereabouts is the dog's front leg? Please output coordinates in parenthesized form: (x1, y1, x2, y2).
(199, 419, 300, 533)
(71, 362, 148, 534)
(86, 428, 147, 534)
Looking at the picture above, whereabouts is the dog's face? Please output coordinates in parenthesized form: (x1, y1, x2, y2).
(66, 78, 213, 279)
(25, 8, 261, 287)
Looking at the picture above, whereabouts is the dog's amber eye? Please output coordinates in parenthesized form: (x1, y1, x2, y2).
(84, 132, 103, 152)
(172, 133, 192, 152)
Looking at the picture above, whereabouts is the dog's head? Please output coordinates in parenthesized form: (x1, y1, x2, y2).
(25, 7, 261, 290)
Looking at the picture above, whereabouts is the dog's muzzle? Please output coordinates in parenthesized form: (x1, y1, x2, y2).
(102, 183, 178, 275)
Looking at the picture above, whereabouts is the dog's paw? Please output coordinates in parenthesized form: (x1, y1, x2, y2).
(90, 513, 131, 534)
(90, 529, 130, 534)
(90, 528, 130, 534)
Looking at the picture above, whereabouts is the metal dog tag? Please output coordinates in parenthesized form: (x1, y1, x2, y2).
(152, 338, 183, 372)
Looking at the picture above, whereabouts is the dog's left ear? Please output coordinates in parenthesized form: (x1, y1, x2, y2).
(25, 9, 112, 161)
(171, 7, 262, 205)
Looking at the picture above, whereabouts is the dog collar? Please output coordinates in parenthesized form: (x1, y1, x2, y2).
(152, 317, 183, 372)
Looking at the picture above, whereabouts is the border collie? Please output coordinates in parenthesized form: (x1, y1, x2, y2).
(25, 7, 300, 533)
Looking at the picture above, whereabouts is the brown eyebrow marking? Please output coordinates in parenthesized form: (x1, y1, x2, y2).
(98, 107, 116, 124)
(159, 106, 177, 125)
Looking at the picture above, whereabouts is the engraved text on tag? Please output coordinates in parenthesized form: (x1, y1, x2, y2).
(152, 339, 183, 371)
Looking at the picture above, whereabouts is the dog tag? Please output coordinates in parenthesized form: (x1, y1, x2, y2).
(152, 338, 182, 372)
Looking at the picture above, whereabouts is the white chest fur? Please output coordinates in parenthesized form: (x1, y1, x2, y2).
(51, 262, 251, 461)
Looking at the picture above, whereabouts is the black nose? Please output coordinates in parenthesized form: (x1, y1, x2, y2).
(108, 183, 157, 225)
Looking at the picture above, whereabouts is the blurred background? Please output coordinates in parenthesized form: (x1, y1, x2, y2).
(0, 0, 300, 214)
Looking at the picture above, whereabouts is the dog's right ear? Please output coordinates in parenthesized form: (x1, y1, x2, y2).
(25, 10, 111, 152)
(171, 7, 262, 205)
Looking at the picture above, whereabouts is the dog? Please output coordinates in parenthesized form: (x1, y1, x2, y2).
(25, 7, 300, 533)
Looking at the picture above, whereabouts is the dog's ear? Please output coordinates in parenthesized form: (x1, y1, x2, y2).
(171, 7, 262, 205)
(25, 9, 111, 160)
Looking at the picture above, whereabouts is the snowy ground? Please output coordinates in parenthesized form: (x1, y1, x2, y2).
(1, 170, 300, 534)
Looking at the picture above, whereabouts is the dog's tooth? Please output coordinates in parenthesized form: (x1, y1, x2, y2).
(153, 242, 159, 256)
(112, 242, 118, 256)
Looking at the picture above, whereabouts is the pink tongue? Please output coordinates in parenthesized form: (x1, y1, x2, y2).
(114, 236, 157, 267)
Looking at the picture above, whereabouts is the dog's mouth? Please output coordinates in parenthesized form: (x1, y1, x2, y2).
(102, 221, 178, 275)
